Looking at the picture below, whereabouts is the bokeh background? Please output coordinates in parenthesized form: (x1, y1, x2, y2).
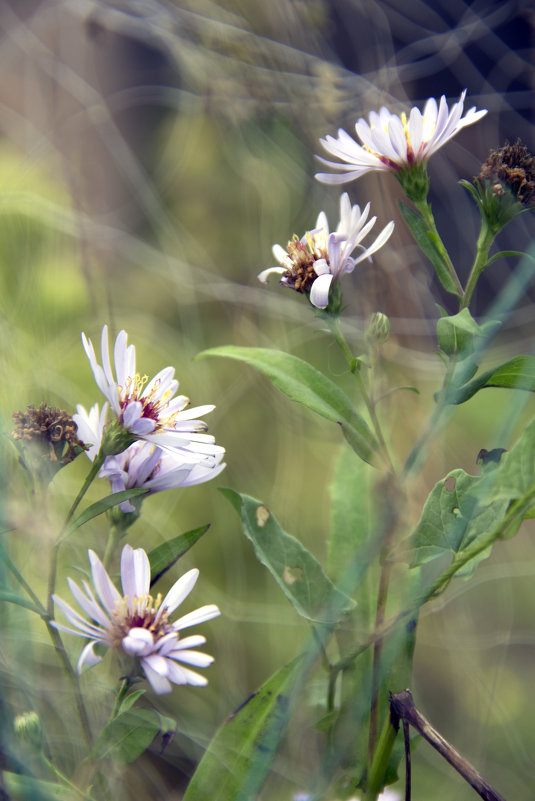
(0, 0, 534, 799)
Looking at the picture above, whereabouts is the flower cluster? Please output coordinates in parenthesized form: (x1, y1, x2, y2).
(76, 326, 225, 510)
(259, 193, 394, 310)
(53, 544, 219, 694)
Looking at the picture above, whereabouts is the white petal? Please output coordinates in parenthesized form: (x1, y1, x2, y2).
(77, 641, 105, 673)
(258, 266, 286, 284)
(88, 549, 121, 613)
(121, 544, 150, 600)
(141, 659, 172, 694)
(173, 603, 221, 631)
(309, 273, 333, 309)
(122, 627, 155, 657)
(160, 568, 199, 616)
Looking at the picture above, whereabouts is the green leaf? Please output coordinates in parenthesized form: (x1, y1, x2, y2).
(476, 417, 535, 504)
(484, 250, 526, 268)
(199, 346, 380, 465)
(436, 308, 499, 358)
(3, 772, 75, 801)
(446, 355, 535, 404)
(148, 525, 210, 586)
(409, 468, 509, 574)
(62, 489, 149, 539)
(398, 201, 460, 296)
(0, 587, 43, 615)
(221, 489, 355, 623)
(92, 708, 160, 763)
(118, 689, 146, 714)
(183, 657, 303, 801)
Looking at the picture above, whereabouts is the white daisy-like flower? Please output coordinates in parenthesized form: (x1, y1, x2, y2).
(100, 441, 226, 513)
(73, 403, 226, 513)
(81, 326, 224, 463)
(315, 90, 487, 184)
(259, 193, 394, 309)
(52, 544, 220, 694)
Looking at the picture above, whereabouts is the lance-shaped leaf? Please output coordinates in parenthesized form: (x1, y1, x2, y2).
(445, 355, 535, 404)
(61, 488, 148, 540)
(398, 200, 460, 296)
(221, 489, 355, 623)
(199, 346, 380, 465)
(409, 468, 509, 574)
(149, 525, 210, 586)
(0, 587, 43, 616)
(183, 657, 303, 801)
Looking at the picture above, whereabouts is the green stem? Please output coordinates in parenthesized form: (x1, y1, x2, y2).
(415, 199, 464, 298)
(460, 222, 495, 310)
(327, 317, 396, 474)
(42, 454, 106, 748)
(41, 755, 97, 801)
(102, 524, 124, 571)
(44, 621, 94, 749)
(366, 709, 398, 800)
(110, 677, 131, 721)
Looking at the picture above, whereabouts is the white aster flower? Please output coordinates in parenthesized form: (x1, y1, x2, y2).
(315, 90, 487, 184)
(52, 544, 220, 694)
(100, 440, 227, 513)
(73, 403, 226, 513)
(259, 193, 394, 309)
(81, 325, 224, 463)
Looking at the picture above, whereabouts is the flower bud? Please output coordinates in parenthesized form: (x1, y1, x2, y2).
(14, 711, 44, 751)
(365, 312, 390, 345)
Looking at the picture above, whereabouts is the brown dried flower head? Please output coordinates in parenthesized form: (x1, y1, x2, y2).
(12, 403, 86, 465)
(478, 139, 535, 206)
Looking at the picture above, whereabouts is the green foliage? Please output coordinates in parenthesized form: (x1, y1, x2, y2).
(199, 346, 380, 465)
(61, 489, 149, 541)
(436, 308, 499, 357)
(183, 657, 304, 801)
(0, 587, 43, 615)
(92, 708, 160, 764)
(409, 468, 509, 574)
(445, 355, 535, 404)
(221, 489, 355, 623)
(398, 200, 460, 296)
(3, 772, 75, 801)
(148, 524, 210, 585)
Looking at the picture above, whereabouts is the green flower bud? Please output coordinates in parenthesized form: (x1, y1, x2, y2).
(365, 312, 390, 345)
(14, 711, 44, 751)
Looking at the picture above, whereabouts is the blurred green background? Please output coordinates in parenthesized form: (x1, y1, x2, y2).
(0, 1, 534, 799)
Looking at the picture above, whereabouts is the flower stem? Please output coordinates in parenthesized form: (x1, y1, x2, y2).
(366, 707, 398, 800)
(327, 317, 396, 474)
(415, 199, 464, 298)
(102, 524, 124, 571)
(460, 222, 495, 310)
(41, 754, 97, 801)
(44, 620, 94, 749)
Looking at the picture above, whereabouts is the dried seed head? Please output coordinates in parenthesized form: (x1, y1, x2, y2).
(12, 403, 86, 465)
(478, 139, 535, 206)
